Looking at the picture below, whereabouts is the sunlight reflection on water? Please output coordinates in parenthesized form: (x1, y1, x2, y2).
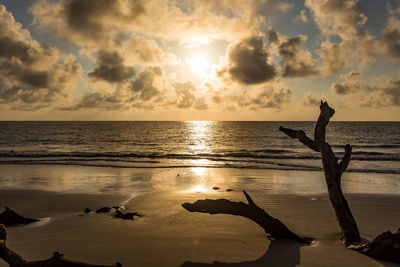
(185, 121, 214, 154)
(1, 165, 400, 195)
(0, 121, 399, 195)
(185, 185, 210, 193)
(192, 167, 207, 176)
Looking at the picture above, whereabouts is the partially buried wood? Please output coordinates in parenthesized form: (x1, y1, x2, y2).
(96, 207, 111, 213)
(0, 224, 122, 267)
(114, 207, 139, 220)
(362, 229, 400, 263)
(182, 191, 310, 244)
(0, 207, 38, 226)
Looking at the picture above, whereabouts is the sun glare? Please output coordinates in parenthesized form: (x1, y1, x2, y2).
(192, 167, 207, 176)
(187, 185, 209, 193)
(188, 55, 211, 78)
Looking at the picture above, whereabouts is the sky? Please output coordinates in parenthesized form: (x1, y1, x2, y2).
(0, 0, 399, 121)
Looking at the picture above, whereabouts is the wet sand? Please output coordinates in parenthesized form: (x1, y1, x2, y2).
(0, 165, 400, 266)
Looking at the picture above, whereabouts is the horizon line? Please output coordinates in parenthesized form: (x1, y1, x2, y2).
(0, 120, 399, 122)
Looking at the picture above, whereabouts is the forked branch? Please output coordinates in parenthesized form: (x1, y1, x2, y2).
(280, 101, 361, 245)
(278, 127, 319, 152)
(182, 191, 309, 244)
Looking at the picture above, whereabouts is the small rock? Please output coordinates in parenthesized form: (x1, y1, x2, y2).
(84, 208, 92, 213)
(96, 207, 111, 213)
(212, 187, 220, 190)
(226, 189, 234, 192)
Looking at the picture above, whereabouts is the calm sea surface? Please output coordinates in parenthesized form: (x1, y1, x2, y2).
(0, 121, 399, 174)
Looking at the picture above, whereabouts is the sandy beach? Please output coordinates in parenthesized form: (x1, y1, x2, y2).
(1, 0, 400, 264)
(1, 165, 399, 267)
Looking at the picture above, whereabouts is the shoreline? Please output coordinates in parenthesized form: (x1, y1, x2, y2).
(0, 161, 398, 176)
(0, 165, 399, 266)
(0, 164, 399, 195)
(1, 188, 400, 266)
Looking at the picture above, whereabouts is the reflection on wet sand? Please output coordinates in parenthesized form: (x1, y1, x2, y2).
(1, 165, 400, 195)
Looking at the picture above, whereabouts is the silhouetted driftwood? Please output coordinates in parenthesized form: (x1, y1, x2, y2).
(360, 229, 400, 263)
(114, 207, 140, 220)
(279, 101, 360, 245)
(96, 207, 111, 213)
(280, 100, 400, 263)
(0, 207, 38, 226)
(0, 224, 122, 267)
(182, 191, 309, 244)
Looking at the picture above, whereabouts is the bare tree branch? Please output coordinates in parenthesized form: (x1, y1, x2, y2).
(182, 191, 310, 244)
(278, 127, 319, 152)
(280, 101, 360, 245)
(338, 144, 352, 177)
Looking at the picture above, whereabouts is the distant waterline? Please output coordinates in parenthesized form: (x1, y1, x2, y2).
(0, 121, 399, 174)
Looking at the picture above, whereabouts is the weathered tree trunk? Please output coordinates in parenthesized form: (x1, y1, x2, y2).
(279, 101, 360, 245)
(183, 191, 310, 244)
(0, 224, 121, 267)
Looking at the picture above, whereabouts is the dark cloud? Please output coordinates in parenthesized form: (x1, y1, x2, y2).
(33, 0, 145, 43)
(64, 0, 117, 40)
(331, 71, 361, 95)
(279, 36, 318, 77)
(60, 88, 126, 111)
(221, 36, 276, 85)
(0, 36, 30, 61)
(252, 87, 292, 108)
(173, 82, 196, 109)
(301, 93, 320, 107)
(238, 87, 292, 109)
(64, 66, 167, 111)
(361, 80, 400, 108)
(267, 27, 279, 44)
(130, 66, 162, 101)
(0, 61, 49, 88)
(279, 36, 304, 57)
(0, 5, 82, 109)
(30, 0, 263, 47)
(332, 83, 351, 95)
(331, 71, 400, 108)
(268, 28, 317, 77)
(88, 50, 136, 83)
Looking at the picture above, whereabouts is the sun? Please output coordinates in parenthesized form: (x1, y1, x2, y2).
(188, 55, 211, 78)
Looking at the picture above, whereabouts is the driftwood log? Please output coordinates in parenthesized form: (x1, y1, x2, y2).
(183, 191, 310, 244)
(0, 224, 122, 267)
(0, 207, 38, 227)
(362, 229, 400, 263)
(279, 101, 360, 245)
(280, 100, 400, 263)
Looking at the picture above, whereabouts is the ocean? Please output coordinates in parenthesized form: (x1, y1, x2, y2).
(0, 121, 399, 174)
